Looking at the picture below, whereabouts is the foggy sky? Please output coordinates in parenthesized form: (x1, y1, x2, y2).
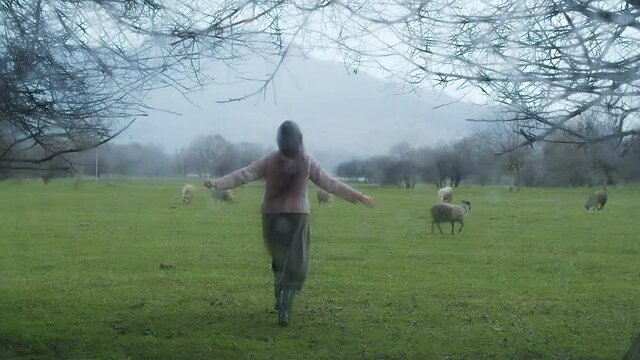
(120, 55, 488, 169)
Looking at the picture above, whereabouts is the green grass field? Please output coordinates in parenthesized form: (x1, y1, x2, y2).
(1, 179, 639, 359)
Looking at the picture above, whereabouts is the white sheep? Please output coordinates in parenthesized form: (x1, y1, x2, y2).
(431, 200, 471, 234)
(584, 190, 607, 210)
(317, 189, 334, 206)
(182, 184, 195, 205)
(212, 188, 235, 204)
(436, 186, 453, 203)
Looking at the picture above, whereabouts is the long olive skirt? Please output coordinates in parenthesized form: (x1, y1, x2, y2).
(262, 213, 310, 291)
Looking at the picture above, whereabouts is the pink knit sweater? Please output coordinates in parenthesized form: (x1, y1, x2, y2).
(213, 151, 362, 214)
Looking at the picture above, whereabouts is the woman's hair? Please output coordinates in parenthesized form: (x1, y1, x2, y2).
(274, 121, 304, 194)
(277, 120, 303, 158)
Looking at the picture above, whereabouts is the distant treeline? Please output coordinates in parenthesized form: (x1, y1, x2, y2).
(3, 130, 639, 189)
(0, 134, 269, 181)
(335, 132, 640, 189)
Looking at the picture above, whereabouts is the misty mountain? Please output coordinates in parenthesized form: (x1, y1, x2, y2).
(121, 55, 488, 171)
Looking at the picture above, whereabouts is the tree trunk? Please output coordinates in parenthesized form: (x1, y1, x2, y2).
(516, 167, 521, 192)
(509, 171, 514, 192)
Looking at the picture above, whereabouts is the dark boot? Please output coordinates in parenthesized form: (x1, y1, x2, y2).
(273, 274, 282, 310)
(278, 289, 296, 326)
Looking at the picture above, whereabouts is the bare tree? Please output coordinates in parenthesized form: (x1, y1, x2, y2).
(324, 0, 640, 149)
(620, 136, 640, 182)
(366, 155, 404, 186)
(187, 135, 230, 178)
(175, 148, 189, 178)
(574, 112, 628, 189)
(448, 137, 479, 187)
(541, 134, 591, 186)
(389, 141, 416, 188)
(459, 135, 500, 187)
(480, 121, 533, 191)
(0, 0, 312, 171)
(432, 147, 451, 189)
(1, 1, 138, 171)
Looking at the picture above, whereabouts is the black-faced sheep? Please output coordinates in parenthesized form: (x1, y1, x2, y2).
(317, 189, 334, 206)
(584, 191, 607, 210)
(437, 186, 453, 203)
(182, 184, 195, 205)
(213, 188, 235, 204)
(431, 200, 471, 234)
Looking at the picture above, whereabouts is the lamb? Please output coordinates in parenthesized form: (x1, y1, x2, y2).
(431, 200, 471, 234)
(436, 186, 453, 203)
(584, 190, 607, 210)
(212, 188, 235, 204)
(182, 184, 195, 205)
(317, 189, 334, 206)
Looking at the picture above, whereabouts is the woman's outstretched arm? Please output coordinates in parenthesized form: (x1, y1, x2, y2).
(309, 157, 376, 208)
(204, 153, 269, 190)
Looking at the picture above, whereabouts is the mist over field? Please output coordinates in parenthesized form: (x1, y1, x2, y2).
(122, 55, 483, 169)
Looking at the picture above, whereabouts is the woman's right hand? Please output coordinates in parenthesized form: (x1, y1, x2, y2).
(203, 179, 216, 189)
(358, 194, 376, 208)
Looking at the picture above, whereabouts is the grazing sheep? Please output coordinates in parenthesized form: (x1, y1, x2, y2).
(182, 184, 195, 205)
(431, 200, 471, 234)
(213, 188, 235, 204)
(584, 190, 607, 210)
(317, 189, 334, 206)
(436, 186, 453, 203)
